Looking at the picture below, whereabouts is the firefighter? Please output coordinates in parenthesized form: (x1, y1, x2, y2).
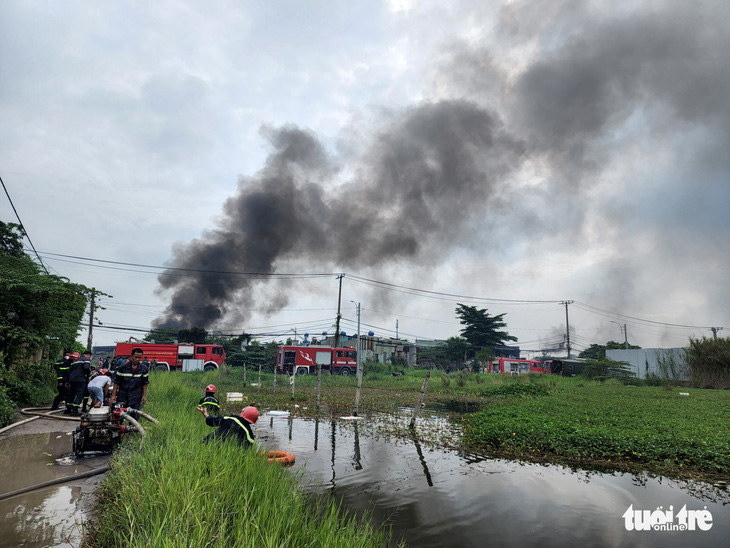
(68, 350, 92, 415)
(88, 369, 112, 408)
(63, 352, 80, 413)
(197, 405, 258, 448)
(110, 347, 149, 411)
(51, 351, 71, 410)
(198, 384, 220, 416)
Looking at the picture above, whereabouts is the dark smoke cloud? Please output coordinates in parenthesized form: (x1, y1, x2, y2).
(155, 0, 729, 330)
(155, 102, 524, 328)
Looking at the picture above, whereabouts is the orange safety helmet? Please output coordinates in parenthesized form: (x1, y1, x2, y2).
(205, 384, 216, 393)
(70, 352, 80, 360)
(241, 406, 259, 424)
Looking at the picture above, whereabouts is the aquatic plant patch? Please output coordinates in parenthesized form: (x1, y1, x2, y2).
(462, 384, 730, 482)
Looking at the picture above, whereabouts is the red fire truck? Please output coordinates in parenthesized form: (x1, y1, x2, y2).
(114, 342, 226, 372)
(276, 345, 358, 376)
(488, 357, 548, 376)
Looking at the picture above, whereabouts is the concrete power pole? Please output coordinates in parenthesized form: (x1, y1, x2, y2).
(87, 288, 96, 352)
(710, 327, 723, 340)
(334, 274, 344, 348)
(561, 301, 574, 358)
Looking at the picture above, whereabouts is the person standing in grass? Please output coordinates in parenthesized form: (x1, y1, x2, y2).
(198, 384, 220, 416)
(197, 405, 258, 448)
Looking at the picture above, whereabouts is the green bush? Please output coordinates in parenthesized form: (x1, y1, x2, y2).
(0, 385, 14, 427)
(481, 383, 550, 398)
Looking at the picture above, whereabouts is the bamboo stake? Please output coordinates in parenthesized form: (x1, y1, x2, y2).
(410, 370, 431, 429)
(316, 362, 322, 409)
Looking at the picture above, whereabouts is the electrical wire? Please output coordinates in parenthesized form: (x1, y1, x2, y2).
(1, 175, 49, 274)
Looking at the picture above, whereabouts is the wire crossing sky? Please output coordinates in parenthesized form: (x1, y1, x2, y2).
(1, 1, 727, 351)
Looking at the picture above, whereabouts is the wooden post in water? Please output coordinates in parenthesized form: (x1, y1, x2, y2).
(316, 363, 322, 409)
(258, 364, 262, 388)
(290, 367, 296, 400)
(410, 371, 431, 429)
(353, 359, 364, 416)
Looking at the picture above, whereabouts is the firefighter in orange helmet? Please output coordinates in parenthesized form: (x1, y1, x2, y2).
(197, 404, 258, 447)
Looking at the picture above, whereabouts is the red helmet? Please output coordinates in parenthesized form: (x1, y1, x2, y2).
(70, 352, 80, 360)
(206, 384, 216, 393)
(241, 406, 259, 424)
(100, 369, 109, 376)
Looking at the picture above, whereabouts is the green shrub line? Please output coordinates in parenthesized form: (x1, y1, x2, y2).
(88, 372, 398, 548)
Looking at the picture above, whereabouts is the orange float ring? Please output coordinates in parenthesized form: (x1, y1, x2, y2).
(262, 450, 295, 465)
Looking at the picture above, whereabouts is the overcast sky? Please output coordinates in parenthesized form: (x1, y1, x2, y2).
(1, 0, 728, 355)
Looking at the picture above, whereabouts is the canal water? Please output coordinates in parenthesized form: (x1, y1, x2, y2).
(0, 424, 106, 548)
(1, 412, 728, 547)
(257, 411, 730, 548)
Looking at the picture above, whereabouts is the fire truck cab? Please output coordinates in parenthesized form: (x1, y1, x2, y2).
(276, 345, 358, 376)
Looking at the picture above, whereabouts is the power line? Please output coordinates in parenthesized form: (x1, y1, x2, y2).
(1, 175, 49, 274)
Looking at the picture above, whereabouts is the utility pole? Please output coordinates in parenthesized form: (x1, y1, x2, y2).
(87, 288, 96, 351)
(561, 301, 574, 358)
(395, 319, 399, 339)
(334, 274, 344, 348)
(710, 327, 723, 340)
(611, 321, 629, 349)
(352, 301, 363, 416)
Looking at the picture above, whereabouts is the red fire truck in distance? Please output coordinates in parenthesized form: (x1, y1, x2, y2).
(114, 342, 226, 372)
(488, 357, 548, 376)
(276, 345, 358, 376)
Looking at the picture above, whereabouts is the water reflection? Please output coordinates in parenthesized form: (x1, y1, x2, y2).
(257, 412, 730, 548)
(0, 431, 106, 548)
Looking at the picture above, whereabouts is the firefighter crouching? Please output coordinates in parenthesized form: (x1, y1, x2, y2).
(52, 351, 71, 410)
(110, 347, 149, 413)
(197, 405, 258, 448)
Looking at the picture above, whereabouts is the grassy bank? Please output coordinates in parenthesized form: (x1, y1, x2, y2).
(461, 381, 730, 482)
(89, 373, 397, 547)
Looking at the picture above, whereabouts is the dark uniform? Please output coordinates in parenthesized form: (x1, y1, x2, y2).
(198, 394, 220, 416)
(113, 360, 149, 410)
(51, 356, 70, 410)
(203, 415, 255, 447)
(68, 356, 91, 415)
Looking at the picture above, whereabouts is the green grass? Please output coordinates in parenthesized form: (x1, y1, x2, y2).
(461, 383, 730, 481)
(89, 373, 397, 547)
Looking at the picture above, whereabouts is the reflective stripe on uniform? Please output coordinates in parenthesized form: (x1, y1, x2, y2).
(225, 415, 255, 444)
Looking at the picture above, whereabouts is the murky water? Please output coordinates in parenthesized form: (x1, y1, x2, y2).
(257, 412, 730, 548)
(0, 429, 106, 548)
(2, 413, 728, 547)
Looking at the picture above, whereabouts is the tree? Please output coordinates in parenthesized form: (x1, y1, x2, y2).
(178, 327, 207, 344)
(578, 341, 641, 360)
(0, 221, 90, 368)
(455, 304, 517, 353)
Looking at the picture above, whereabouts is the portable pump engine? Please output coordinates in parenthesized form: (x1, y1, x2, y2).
(72, 405, 139, 456)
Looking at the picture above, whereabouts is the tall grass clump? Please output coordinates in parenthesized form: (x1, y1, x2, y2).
(89, 373, 394, 547)
(686, 336, 730, 389)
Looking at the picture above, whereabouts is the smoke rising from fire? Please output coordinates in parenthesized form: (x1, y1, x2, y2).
(155, 1, 729, 331)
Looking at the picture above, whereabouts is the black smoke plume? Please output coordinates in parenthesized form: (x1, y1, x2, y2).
(155, 1, 729, 330)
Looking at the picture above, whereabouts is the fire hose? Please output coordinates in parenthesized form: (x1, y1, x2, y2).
(0, 407, 159, 501)
(0, 465, 110, 502)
